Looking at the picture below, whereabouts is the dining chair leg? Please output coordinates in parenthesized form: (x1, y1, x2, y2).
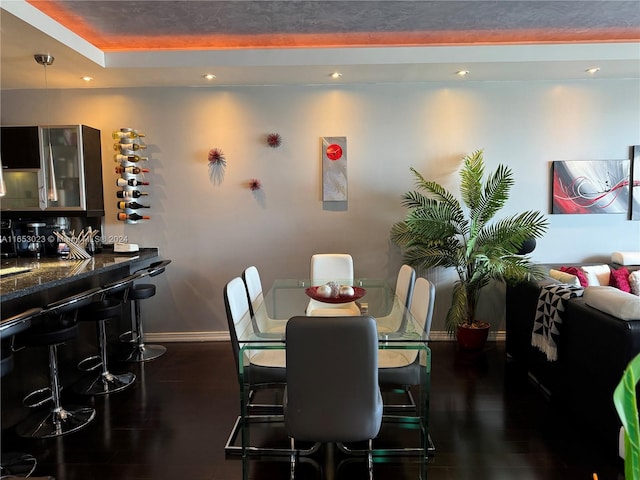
(289, 437, 296, 480)
(368, 438, 374, 480)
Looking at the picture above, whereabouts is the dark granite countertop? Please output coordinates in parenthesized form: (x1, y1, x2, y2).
(0, 248, 159, 303)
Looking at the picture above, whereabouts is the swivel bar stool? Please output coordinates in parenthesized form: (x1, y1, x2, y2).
(119, 260, 171, 363)
(16, 288, 100, 439)
(1, 307, 41, 478)
(74, 273, 139, 395)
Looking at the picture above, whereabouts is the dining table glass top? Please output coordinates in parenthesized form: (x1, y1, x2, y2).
(237, 278, 427, 345)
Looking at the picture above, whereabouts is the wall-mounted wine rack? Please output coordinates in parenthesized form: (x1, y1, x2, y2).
(113, 128, 150, 224)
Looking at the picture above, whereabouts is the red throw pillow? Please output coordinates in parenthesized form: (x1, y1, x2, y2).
(609, 266, 631, 293)
(560, 266, 589, 287)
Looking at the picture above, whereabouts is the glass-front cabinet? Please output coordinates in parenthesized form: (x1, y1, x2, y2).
(0, 125, 104, 217)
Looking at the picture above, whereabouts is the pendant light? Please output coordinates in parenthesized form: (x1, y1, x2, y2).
(34, 54, 58, 202)
(0, 156, 6, 197)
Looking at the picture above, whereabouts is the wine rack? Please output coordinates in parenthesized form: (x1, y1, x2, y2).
(113, 128, 150, 224)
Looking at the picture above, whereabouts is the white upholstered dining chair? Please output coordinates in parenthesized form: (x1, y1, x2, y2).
(378, 276, 435, 408)
(376, 264, 416, 333)
(306, 253, 361, 316)
(242, 265, 287, 333)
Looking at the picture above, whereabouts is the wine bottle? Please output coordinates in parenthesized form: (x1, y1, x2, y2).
(114, 154, 148, 163)
(115, 166, 149, 175)
(117, 201, 150, 210)
(112, 130, 145, 139)
(116, 190, 148, 199)
(117, 212, 150, 222)
(114, 143, 147, 152)
(116, 178, 149, 187)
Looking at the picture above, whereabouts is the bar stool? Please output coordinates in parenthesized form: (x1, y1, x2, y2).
(74, 273, 139, 395)
(119, 260, 171, 363)
(16, 288, 100, 439)
(1, 307, 41, 478)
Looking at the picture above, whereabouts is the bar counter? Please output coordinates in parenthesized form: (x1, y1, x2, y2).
(0, 248, 159, 318)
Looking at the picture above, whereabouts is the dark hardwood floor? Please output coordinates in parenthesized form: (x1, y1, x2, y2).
(1, 340, 625, 480)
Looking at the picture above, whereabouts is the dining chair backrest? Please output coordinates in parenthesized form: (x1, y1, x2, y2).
(284, 315, 382, 443)
(242, 266, 264, 318)
(410, 277, 436, 339)
(223, 276, 254, 376)
(395, 264, 416, 309)
(310, 253, 354, 286)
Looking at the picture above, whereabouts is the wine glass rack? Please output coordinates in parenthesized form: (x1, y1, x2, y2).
(113, 128, 150, 224)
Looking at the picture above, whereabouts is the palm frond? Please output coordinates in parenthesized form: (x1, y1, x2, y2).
(459, 150, 484, 211)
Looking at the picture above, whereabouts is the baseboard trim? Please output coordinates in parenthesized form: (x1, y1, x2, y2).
(145, 330, 506, 343)
(145, 331, 231, 342)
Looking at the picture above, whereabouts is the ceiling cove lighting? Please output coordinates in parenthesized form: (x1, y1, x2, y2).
(202, 74, 216, 80)
(585, 67, 601, 74)
(330, 72, 343, 79)
(456, 70, 470, 76)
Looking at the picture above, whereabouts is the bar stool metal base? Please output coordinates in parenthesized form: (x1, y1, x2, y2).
(0, 451, 37, 478)
(75, 371, 136, 396)
(16, 405, 96, 439)
(119, 343, 167, 362)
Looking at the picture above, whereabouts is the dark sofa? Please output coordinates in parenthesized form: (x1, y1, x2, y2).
(505, 276, 640, 456)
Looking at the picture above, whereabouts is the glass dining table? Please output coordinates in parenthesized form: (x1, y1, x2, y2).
(232, 278, 432, 463)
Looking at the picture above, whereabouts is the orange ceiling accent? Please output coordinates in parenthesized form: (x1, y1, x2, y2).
(26, 0, 640, 51)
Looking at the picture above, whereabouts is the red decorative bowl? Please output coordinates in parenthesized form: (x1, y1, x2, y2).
(305, 286, 366, 304)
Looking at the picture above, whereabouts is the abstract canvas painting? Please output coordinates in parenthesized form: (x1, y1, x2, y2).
(631, 145, 640, 220)
(552, 160, 630, 214)
(321, 136, 347, 201)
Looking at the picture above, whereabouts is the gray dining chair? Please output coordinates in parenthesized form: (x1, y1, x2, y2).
(285, 315, 383, 479)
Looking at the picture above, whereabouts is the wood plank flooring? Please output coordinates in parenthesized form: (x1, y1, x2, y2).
(1, 341, 625, 479)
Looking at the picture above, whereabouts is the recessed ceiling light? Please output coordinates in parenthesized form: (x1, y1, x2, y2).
(81, 76, 93, 82)
(330, 72, 343, 79)
(456, 70, 470, 76)
(585, 67, 601, 74)
(202, 74, 216, 80)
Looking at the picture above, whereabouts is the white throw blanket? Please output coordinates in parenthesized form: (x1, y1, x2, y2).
(531, 284, 584, 361)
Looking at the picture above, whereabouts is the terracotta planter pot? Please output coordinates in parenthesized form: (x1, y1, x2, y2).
(456, 322, 490, 350)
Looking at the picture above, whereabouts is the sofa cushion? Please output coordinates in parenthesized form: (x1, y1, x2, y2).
(559, 266, 589, 287)
(630, 271, 640, 296)
(584, 286, 640, 320)
(612, 251, 640, 266)
(581, 264, 611, 286)
(609, 266, 631, 293)
(549, 269, 581, 287)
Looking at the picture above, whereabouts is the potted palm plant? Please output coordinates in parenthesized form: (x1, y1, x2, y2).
(391, 149, 548, 350)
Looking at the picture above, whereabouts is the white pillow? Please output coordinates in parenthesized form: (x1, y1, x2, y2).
(549, 269, 581, 287)
(612, 251, 640, 266)
(581, 264, 611, 286)
(584, 286, 640, 321)
(630, 271, 640, 296)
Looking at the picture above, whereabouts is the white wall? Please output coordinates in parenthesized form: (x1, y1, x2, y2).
(2, 79, 639, 337)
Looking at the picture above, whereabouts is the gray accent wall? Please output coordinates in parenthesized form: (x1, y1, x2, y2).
(2, 79, 639, 338)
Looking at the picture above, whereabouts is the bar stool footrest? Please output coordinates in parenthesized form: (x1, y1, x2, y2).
(77, 355, 102, 372)
(22, 387, 53, 408)
(118, 330, 138, 344)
